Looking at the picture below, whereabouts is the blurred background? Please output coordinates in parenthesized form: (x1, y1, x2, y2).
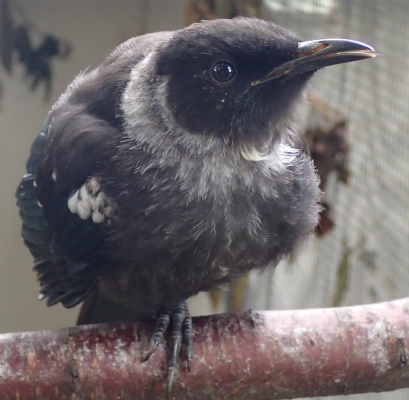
(0, 1, 408, 399)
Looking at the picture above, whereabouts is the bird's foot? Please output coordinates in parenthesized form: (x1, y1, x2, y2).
(143, 300, 192, 397)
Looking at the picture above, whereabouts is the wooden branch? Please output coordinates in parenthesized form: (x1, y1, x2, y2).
(1, 298, 409, 399)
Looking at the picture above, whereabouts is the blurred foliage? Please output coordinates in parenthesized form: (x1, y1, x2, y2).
(332, 239, 353, 307)
(184, 0, 263, 25)
(0, 0, 71, 102)
(306, 95, 351, 236)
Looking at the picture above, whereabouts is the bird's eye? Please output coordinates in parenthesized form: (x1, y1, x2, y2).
(211, 62, 236, 83)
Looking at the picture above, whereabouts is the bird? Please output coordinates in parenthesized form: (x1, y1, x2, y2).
(16, 17, 375, 392)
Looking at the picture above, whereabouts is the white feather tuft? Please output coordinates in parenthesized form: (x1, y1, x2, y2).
(67, 179, 112, 223)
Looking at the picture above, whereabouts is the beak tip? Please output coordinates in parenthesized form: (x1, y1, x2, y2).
(252, 38, 376, 86)
(295, 38, 377, 69)
(298, 38, 376, 56)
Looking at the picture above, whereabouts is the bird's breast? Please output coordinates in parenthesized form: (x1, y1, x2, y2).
(101, 143, 319, 308)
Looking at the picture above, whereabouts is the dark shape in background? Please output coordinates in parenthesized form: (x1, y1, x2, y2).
(0, 0, 71, 102)
(306, 96, 351, 236)
(0, 0, 13, 72)
(184, 0, 263, 24)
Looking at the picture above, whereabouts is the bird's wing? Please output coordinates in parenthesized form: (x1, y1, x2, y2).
(16, 103, 121, 308)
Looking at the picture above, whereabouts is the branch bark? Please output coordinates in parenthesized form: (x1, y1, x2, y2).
(1, 298, 409, 399)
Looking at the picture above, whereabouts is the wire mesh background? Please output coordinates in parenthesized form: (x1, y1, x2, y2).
(242, 1, 409, 399)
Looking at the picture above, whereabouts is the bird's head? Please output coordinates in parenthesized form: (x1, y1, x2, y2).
(152, 18, 374, 149)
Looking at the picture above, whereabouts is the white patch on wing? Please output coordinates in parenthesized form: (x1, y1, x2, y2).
(77, 186, 92, 219)
(67, 190, 79, 213)
(91, 210, 105, 224)
(67, 178, 111, 223)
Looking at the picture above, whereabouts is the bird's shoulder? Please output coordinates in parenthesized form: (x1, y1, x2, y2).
(41, 32, 176, 192)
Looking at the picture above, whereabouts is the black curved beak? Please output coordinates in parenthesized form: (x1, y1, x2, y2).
(252, 39, 376, 86)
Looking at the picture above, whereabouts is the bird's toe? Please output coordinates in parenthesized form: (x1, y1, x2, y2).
(143, 300, 192, 397)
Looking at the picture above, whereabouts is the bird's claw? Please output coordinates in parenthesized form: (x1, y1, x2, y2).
(143, 300, 192, 397)
(143, 311, 171, 362)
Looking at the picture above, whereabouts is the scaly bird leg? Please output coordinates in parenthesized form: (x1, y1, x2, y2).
(143, 300, 192, 397)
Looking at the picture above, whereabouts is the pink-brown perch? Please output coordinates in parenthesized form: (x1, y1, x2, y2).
(1, 298, 409, 399)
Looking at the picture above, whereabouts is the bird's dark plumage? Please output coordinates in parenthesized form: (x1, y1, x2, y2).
(16, 17, 375, 389)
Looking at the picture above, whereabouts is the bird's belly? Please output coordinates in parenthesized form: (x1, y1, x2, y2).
(103, 196, 287, 312)
(101, 150, 318, 312)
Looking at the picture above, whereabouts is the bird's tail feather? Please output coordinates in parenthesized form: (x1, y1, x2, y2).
(77, 287, 147, 325)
